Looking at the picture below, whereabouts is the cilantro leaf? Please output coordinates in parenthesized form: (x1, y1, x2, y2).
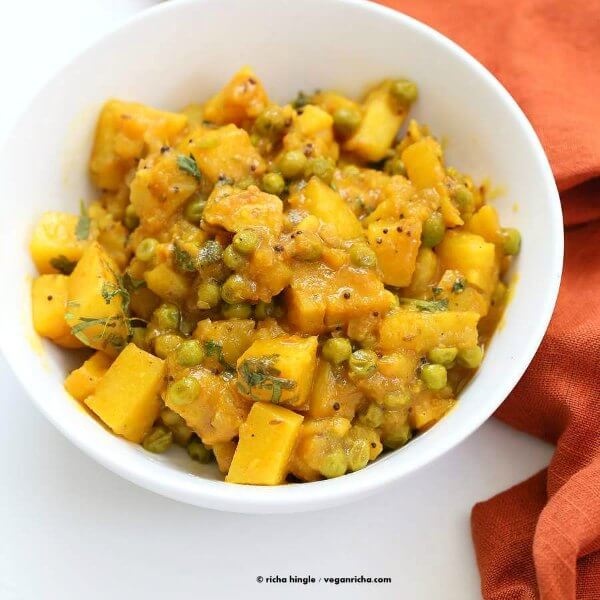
(237, 354, 296, 404)
(177, 154, 201, 180)
(398, 298, 449, 312)
(50, 255, 76, 275)
(173, 243, 197, 272)
(75, 200, 91, 240)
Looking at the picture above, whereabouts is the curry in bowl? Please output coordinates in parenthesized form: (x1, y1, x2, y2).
(29, 67, 520, 485)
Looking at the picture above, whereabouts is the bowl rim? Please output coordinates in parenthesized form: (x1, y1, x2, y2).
(0, 0, 563, 513)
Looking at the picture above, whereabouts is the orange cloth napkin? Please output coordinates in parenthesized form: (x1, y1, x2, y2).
(374, 1, 600, 597)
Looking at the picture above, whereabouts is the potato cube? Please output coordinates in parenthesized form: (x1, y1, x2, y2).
(465, 205, 502, 244)
(409, 395, 456, 431)
(144, 262, 190, 302)
(65, 242, 130, 354)
(379, 309, 480, 353)
(308, 359, 363, 419)
(367, 218, 422, 287)
(31, 274, 84, 348)
(164, 368, 249, 445)
(129, 151, 198, 234)
(30, 211, 88, 274)
(345, 82, 405, 162)
(64, 351, 113, 401)
(203, 184, 283, 235)
(90, 99, 187, 190)
(226, 402, 304, 485)
(212, 441, 237, 474)
(401, 139, 445, 189)
(295, 177, 362, 240)
(85, 344, 165, 442)
(188, 124, 266, 184)
(325, 266, 394, 327)
(436, 231, 498, 295)
(193, 318, 256, 367)
(203, 67, 269, 125)
(236, 336, 318, 409)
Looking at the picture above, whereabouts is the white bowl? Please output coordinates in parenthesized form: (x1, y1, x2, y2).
(0, 0, 562, 513)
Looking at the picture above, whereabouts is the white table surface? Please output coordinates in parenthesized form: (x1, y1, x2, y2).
(0, 2, 554, 599)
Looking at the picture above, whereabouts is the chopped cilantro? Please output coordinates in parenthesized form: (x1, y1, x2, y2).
(75, 200, 91, 240)
(237, 354, 296, 403)
(50, 255, 76, 275)
(177, 154, 201, 180)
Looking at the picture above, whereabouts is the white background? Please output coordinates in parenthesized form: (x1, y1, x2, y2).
(0, 2, 554, 599)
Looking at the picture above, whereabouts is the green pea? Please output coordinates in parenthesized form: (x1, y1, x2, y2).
(383, 390, 411, 409)
(124, 204, 139, 230)
(502, 228, 521, 256)
(154, 303, 180, 330)
(135, 238, 158, 262)
(184, 194, 207, 224)
(291, 232, 323, 261)
(343, 164, 361, 178)
(454, 185, 474, 215)
(142, 426, 173, 453)
(187, 438, 214, 463)
(172, 423, 194, 446)
(322, 337, 352, 364)
(167, 376, 200, 406)
(349, 243, 377, 268)
(319, 448, 347, 479)
(390, 79, 418, 106)
(422, 212, 445, 248)
(254, 300, 274, 320)
(279, 150, 308, 179)
(347, 438, 370, 472)
(221, 274, 247, 304)
(348, 349, 378, 378)
(261, 172, 285, 195)
(382, 422, 412, 449)
(457, 346, 484, 369)
(176, 339, 205, 367)
(333, 107, 361, 137)
(131, 327, 147, 350)
(420, 363, 448, 390)
(384, 156, 407, 176)
(223, 245, 247, 270)
(305, 157, 335, 183)
(427, 346, 458, 367)
(254, 105, 287, 138)
(160, 407, 185, 428)
(359, 403, 384, 428)
(197, 280, 221, 309)
(198, 240, 223, 265)
(222, 302, 252, 319)
(233, 229, 260, 255)
(154, 333, 183, 358)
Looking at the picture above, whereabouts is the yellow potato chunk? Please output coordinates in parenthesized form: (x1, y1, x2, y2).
(31, 274, 84, 348)
(312, 90, 362, 116)
(345, 82, 406, 161)
(436, 231, 498, 295)
(65, 242, 129, 354)
(203, 184, 283, 235)
(236, 336, 318, 409)
(401, 139, 445, 189)
(193, 318, 256, 366)
(203, 66, 269, 125)
(212, 441, 237, 475)
(164, 368, 249, 445)
(129, 151, 198, 234)
(436, 269, 489, 317)
(226, 402, 304, 485)
(325, 266, 394, 327)
(379, 309, 480, 353)
(308, 359, 363, 419)
(85, 344, 165, 442)
(90, 100, 187, 190)
(409, 393, 456, 431)
(144, 262, 190, 302)
(64, 351, 113, 401)
(188, 124, 265, 184)
(367, 218, 422, 287)
(294, 177, 362, 240)
(281, 105, 338, 161)
(465, 205, 502, 244)
(30, 212, 88, 274)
